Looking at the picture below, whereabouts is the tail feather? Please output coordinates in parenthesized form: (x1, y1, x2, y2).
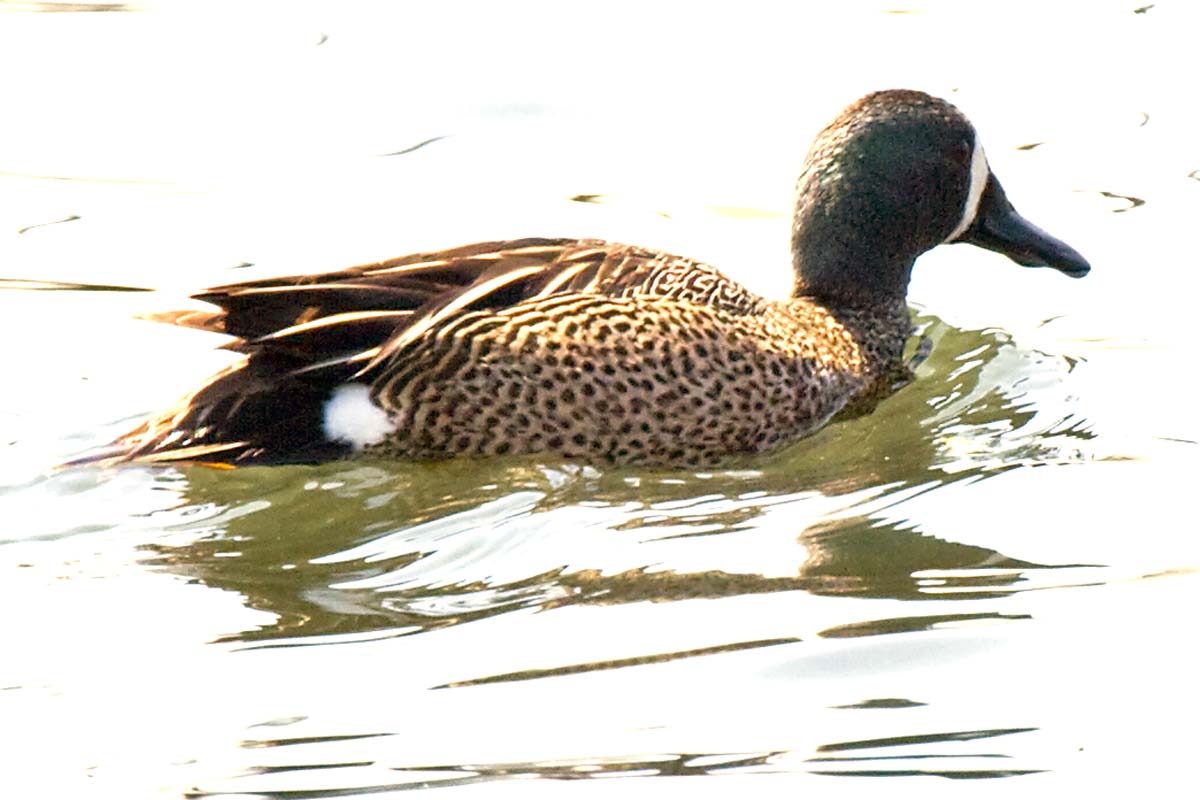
(72, 357, 353, 467)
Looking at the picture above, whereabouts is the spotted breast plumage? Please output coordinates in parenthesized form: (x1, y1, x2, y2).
(73, 90, 1090, 469)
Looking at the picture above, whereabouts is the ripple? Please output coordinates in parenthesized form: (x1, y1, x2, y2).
(1097, 190, 1146, 212)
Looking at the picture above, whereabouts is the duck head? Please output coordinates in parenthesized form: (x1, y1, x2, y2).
(791, 89, 1090, 306)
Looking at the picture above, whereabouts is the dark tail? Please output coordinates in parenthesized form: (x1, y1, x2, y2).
(67, 357, 354, 467)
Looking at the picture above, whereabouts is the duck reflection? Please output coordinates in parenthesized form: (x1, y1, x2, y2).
(139, 316, 1093, 645)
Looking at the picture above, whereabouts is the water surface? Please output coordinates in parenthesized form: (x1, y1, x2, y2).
(2, 2, 1197, 797)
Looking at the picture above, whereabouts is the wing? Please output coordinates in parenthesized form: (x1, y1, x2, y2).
(78, 238, 765, 465)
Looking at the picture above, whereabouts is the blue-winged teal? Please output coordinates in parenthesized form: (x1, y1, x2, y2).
(79, 90, 1090, 468)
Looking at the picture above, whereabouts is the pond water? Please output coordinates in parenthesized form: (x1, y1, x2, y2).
(2, 1, 1197, 797)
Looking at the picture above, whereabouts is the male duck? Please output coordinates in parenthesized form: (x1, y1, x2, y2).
(81, 89, 1090, 468)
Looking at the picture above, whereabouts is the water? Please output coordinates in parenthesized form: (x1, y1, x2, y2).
(2, 1, 1198, 797)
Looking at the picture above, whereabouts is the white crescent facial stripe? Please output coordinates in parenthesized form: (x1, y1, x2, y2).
(944, 135, 990, 243)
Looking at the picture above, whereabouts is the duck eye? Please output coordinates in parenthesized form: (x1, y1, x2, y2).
(952, 138, 972, 165)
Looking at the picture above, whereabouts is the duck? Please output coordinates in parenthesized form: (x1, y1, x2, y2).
(76, 89, 1090, 469)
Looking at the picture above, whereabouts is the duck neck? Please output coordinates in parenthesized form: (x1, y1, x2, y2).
(788, 241, 915, 378)
(789, 218, 919, 310)
(826, 297, 914, 377)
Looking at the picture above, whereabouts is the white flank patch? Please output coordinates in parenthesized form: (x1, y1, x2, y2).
(944, 134, 990, 243)
(322, 383, 396, 449)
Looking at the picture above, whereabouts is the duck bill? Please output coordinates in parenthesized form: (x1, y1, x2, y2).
(957, 174, 1091, 278)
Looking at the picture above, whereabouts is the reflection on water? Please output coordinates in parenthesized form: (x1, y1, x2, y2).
(807, 727, 1043, 779)
(201, 725, 1042, 796)
(191, 732, 1043, 797)
(134, 316, 1094, 649)
(2, 313, 1109, 794)
(5, 2, 134, 10)
(1096, 190, 1147, 212)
